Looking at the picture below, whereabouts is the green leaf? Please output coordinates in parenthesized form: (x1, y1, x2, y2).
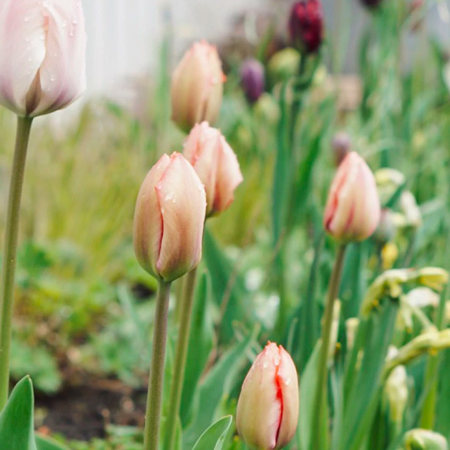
(202, 228, 251, 344)
(0, 376, 37, 450)
(183, 331, 255, 450)
(191, 416, 233, 450)
(180, 271, 214, 425)
(36, 435, 70, 450)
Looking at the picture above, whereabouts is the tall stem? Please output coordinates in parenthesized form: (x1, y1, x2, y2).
(311, 244, 347, 450)
(144, 281, 172, 450)
(0, 116, 33, 410)
(164, 267, 198, 450)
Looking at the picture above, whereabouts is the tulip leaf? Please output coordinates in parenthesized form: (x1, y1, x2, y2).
(191, 416, 233, 450)
(36, 435, 70, 450)
(0, 376, 37, 450)
(202, 228, 251, 344)
(183, 330, 255, 450)
(180, 271, 214, 425)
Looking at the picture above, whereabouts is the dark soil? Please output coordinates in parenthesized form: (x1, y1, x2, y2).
(35, 378, 147, 441)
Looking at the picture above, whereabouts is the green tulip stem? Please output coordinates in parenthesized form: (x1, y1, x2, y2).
(312, 244, 347, 450)
(164, 266, 198, 450)
(144, 280, 172, 450)
(0, 116, 33, 411)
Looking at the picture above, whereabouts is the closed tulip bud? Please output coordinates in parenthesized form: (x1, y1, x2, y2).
(183, 122, 243, 217)
(240, 59, 265, 104)
(404, 429, 448, 450)
(332, 132, 352, 166)
(237, 343, 299, 450)
(360, 0, 384, 8)
(289, 0, 324, 55)
(171, 41, 225, 133)
(0, 0, 86, 117)
(134, 153, 206, 282)
(324, 152, 381, 242)
(385, 365, 408, 423)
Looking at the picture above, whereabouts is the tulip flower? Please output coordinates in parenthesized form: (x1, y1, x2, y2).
(289, 0, 324, 54)
(240, 59, 265, 104)
(183, 122, 243, 217)
(332, 132, 352, 167)
(324, 152, 381, 242)
(171, 41, 225, 133)
(0, 0, 87, 117)
(360, 0, 384, 8)
(134, 153, 206, 282)
(236, 343, 299, 450)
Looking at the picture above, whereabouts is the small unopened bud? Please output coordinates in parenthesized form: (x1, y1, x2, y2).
(360, 0, 384, 9)
(385, 364, 408, 423)
(332, 132, 352, 166)
(403, 429, 448, 450)
(240, 59, 265, 104)
(400, 191, 422, 229)
(374, 209, 397, 245)
(417, 268, 449, 292)
(268, 48, 301, 85)
(134, 153, 207, 282)
(324, 152, 381, 242)
(183, 122, 243, 217)
(171, 41, 225, 132)
(236, 343, 299, 450)
(346, 318, 359, 352)
(289, 0, 324, 55)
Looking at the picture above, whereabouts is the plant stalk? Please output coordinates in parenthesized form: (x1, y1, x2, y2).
(0, 116, 33, 411)
(164, 267, 198, 450)
(144, 280, 172, 450)
(311, 244, 347, 450)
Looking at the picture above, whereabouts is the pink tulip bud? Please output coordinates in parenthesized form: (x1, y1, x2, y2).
(0, 0, 86, 118)
(236, 343, 299, 450)
(183, 122, 243, 217)
(171, 41, 225, 133)
(324, 152, 381, 242)
(134, 153, 207, 282)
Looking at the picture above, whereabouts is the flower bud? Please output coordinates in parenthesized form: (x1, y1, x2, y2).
(268, 48, 301, 85)
(240, 59, 265, 104)
(171, 41, 225, 133)
(385, 364, 408, 423)
(237, 343, 299, 450)
(183, 122, 243, 217)
(374, 209, 396, 245)
(289, 0, 324, 55)
(332, 132, 352, 167)
(134, 153, 206, 282)
(404, 429, 448, 450)
(324, 152, 381, 242)
(346, 318, 359, 352)
(360, 0, 384, 9)
(400, 191, 422, 229)
(0, 0, 86, 117)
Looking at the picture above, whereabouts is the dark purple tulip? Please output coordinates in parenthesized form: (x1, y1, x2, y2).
(240, 59, 265, 104)
(289, 0, 324, 54)
(332, 132, 352, 167)
(360, 0, 383, 8)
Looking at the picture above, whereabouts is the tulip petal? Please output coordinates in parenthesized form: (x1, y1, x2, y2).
(30, 0, 86, 116)
(276, 346, 300, 448)
(0, 0, 47, 116)
(237, 343, 283, 450)
(184, 122, 221, 214)
(213, 137, 243, 214)
(134, 154, 171, 278)
(156, 154, 206, 282)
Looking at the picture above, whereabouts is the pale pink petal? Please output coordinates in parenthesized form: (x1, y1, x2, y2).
(30, 0, 86, 116)
(156, 154, 206, 282)
(276, 346, 300, 448)
(213, 137, 243, 214)
(236, 343, 283, 450)
(0, 0, 47, 115)
(134, 154, 171, 278)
